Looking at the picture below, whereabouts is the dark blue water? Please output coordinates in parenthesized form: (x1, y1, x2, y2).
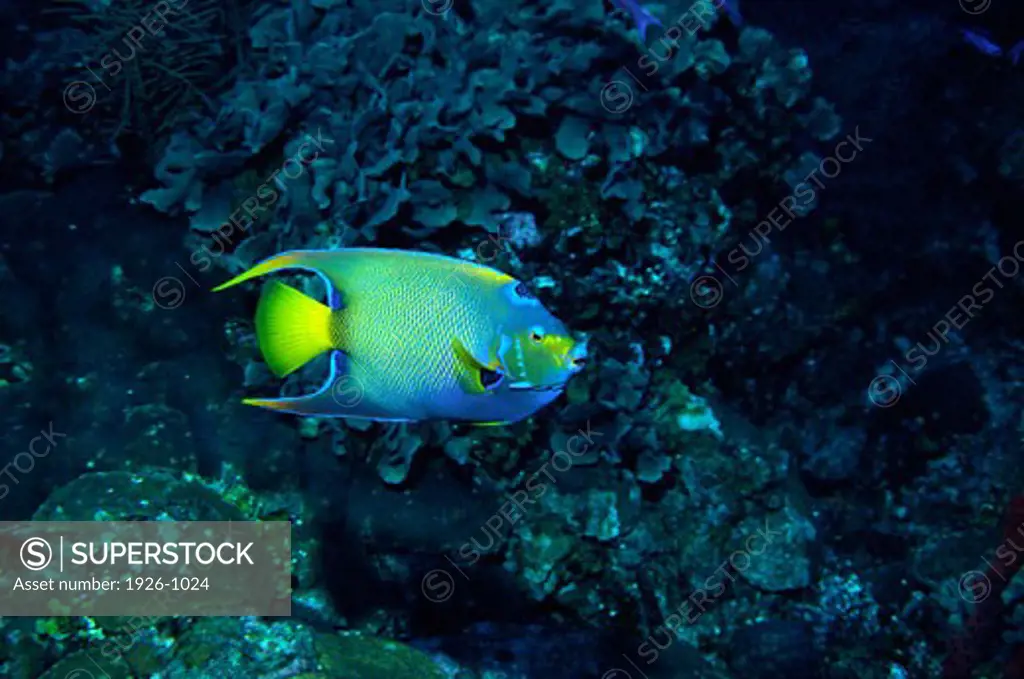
(2, 1, 1024, 677)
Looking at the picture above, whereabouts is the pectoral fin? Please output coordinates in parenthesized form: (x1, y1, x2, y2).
(451, 337, 502, 395)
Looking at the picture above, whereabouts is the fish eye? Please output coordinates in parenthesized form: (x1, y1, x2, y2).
(530, 326, 544, 343)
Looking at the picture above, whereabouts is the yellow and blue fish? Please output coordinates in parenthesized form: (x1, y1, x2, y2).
(213, 248, 587, 425)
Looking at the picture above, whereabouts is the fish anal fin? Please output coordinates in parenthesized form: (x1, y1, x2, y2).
(242, 352, 405, 421)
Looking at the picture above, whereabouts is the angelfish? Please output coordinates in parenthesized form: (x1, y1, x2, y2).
(213, 248, 587, 425)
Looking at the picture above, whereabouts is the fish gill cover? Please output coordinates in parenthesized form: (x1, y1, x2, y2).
(0, 0, 1024, 677)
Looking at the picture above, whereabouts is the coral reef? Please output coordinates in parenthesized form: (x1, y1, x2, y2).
(1, 0, 1023, 677)
(52, 0, 246, 141)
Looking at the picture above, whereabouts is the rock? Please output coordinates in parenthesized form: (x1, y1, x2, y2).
(314, 633, 446, 679)
(728, 620, 823, 679)
(734, 506, 816, 591)
(39, 650, 131, 679)
(555, 116, 591, 160)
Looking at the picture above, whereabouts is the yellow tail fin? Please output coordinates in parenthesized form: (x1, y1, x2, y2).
(255, 281, 334, 377)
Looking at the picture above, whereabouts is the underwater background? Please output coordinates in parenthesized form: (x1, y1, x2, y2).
(2, 0, 1024, 676)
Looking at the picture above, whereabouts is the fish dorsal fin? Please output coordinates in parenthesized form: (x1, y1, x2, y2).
(459, 263, 514, 288)
(323, 249, 513, 297)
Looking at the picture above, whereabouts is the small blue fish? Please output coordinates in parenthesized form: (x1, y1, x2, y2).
(961, 28, 1002, 57)
(1008, 40, 1024, 65)
(718, 0, 742, 26)
(609, 0, 662, 42)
